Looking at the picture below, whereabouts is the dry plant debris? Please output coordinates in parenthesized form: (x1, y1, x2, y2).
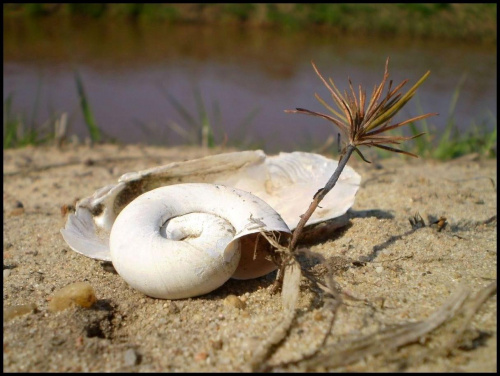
(250, 58, 495, 371)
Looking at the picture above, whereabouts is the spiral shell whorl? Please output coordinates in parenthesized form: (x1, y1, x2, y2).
(109, 183, 290, 299)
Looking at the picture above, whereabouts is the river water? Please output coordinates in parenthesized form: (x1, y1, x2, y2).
(3, 17, 497, 152)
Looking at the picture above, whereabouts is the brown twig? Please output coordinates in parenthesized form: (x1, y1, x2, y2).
(289, 144, 356, 251)
(249, 232, 301, 372)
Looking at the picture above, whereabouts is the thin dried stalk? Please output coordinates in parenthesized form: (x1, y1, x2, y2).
(276, 251, 344, 367)
(275, 282, 496, 371)
(288, 285, 469, 370)
(444, 280, 497, 351)
(249, 232, 301, 372)
(289, 144, 356, 251)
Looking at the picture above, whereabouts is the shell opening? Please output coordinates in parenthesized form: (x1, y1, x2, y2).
(232, 231, 290, 280)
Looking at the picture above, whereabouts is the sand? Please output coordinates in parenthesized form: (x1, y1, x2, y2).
(3, 144, 497, 372)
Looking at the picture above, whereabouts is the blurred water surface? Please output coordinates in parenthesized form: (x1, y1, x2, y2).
(3, 17, 496, 152)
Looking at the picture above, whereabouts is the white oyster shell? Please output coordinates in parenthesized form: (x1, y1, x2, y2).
(61, 150, 361, 262)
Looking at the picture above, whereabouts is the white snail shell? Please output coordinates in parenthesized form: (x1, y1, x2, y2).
(61, 150, 361, 299)
(109, 183, 290, 299)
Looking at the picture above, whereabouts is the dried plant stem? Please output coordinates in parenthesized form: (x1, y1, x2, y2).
(444, 280, 497, 351)
(289, 144, 356, 251)
(250, 257, 302, 372)
(295, 285, 470, 370)
(289, 282, 497, 371)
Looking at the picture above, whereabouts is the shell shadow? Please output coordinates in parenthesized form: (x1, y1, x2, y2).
(348, 209, 394, 220)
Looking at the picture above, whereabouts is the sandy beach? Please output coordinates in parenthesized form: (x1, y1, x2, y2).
(3, 144, 497, 372)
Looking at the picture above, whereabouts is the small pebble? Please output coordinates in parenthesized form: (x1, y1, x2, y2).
(48, 282, 97, 312)
(313, 311, 324, 321)
(223, 295, 246, 309)
(8, 207, 25, 216)
(4, 269, 11, 278)
(374, 297, 386, 309)
(375, 266, 384, 274)
(191, 313, 202, 322)
(168, 301, 180, 314)
(194, 351, 208, 362)
(4, 303, 37, 321)
(240, 310, 249, 318)
(124, 348, 140, 366)
(210, 339, 223, 350)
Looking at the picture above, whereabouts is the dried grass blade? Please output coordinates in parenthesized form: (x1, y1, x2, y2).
(348, 78, 359, 112)
(372, 143, 420, 157)
(367, 70, 431, 131)
(364, 77, 388, 125)
(285, 108, 350, 135)
(364, 113, 438, 137)
(311, 61, 336, 98)
(358, 85, 366, 119)
(329, 87, 354, 126)
(250, 232, 302, 372)
(445, 281, 497, 350)
(315, 93, 347, 122)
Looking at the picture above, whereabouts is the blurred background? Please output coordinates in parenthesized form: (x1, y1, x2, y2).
(3, 3, 497, 157)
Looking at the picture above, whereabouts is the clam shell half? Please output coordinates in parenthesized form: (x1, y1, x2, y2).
(61, 150, 361, 262)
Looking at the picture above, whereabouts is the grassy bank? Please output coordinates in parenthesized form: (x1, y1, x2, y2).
(3, 3, 497, 43)
(3, 75, 497, 160)
(3, 3, 496, 158)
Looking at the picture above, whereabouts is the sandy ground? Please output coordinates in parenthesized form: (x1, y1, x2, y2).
(3, 143, 497, 372)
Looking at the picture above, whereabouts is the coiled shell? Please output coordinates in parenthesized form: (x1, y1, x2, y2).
(110, 183, 290, 299)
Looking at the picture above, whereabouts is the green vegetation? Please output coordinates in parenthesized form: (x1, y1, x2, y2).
(3, 93, 37, 148)
(408, 76, 497, 160)
(158, 86, 216, 149)
(3, 72, 105, 148)
(74, 70, 101, 143)
(3, 3, 496, 158)
(3, 75, 54, 148)
(4, 72, 495, 160)
(137, 85, 261, 149)
(3, 3, 496, 43)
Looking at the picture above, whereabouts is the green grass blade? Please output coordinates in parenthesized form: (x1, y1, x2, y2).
(482, 111, 497, 156)
(158, 85, 199, 129)
(28, 78, 42, 136)
(3, 94, 17, 148)
(409, 94, 433, 156)
(74, 70, 101, 142)
(433, 75, 467, 159)
(194, 88, 214, 148)
(448, 73, 467, 116)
